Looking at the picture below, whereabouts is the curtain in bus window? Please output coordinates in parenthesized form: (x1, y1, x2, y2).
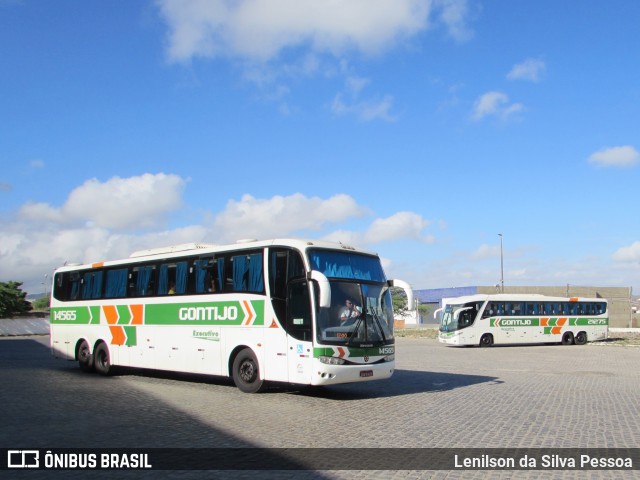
(216, 258, 225, 291)
(69, 277, 80, 300)
(81, 272, 93, 299)
(248, 253, 263, 292)
(106, 269, 128, 298)
(136, 266, 153, 296)
(158, 264, 168, 294)
(309, 251, 385, 281)
(195, 260, 208, 293)
(233, 255, 248, 291)
(176, 261, 188, 294)
(82, 271, 103, 299)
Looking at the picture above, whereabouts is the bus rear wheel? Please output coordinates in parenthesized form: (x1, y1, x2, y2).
(562, 332, 574, 345)
(479, 334, 494, 348)
(575, 331, 588, 345)
(77, 340, 94, 373)
(232, 348, 264, 393)
(93, 343, 112, 376)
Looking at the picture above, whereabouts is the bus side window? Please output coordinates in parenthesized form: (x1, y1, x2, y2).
(287, 280, 312, 342)
(105, 268, 128, 298)
(193, 257, 215, 294)
(82, 271, 104, 299)
(129, 265, 154, 297)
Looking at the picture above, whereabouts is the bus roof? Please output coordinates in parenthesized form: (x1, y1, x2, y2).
(442, 293, 608, 304)
(53, 238, 379, 273)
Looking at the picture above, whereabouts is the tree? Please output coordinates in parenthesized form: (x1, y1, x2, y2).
(391, 287, 410, 317)
(32, 296, 50, 311)
(0, 281, 33, 318)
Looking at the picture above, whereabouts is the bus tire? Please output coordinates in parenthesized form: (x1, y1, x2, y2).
(77, 340, 94, 373)
(232, 348, 264, 393)
(479, 334, 494, 348)
(562, 332, 574, 345)
(93, 343, 112, 376)
(575, 331, 588, 345)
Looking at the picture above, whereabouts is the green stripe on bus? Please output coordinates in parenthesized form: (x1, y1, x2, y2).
(50, 306, 100, 325)
(144, 300, 264, 326)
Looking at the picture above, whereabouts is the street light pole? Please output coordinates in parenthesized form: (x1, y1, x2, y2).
(498, 234, 504, 293)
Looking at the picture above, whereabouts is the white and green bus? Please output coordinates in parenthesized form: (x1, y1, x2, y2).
(435, 294, 608, 347)
(50, 239, 413, 392)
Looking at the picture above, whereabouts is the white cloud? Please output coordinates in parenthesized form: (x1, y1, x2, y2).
(157, 0, 474, 63)
(212, 193, 368, 242)
(436, 0, 474, 42)
(19, 173, 187, 230)
(365, 212, 432, 243)
(471, 91, 524, 121)
(613, 241, 640, 262)
(29, 159, 45, 169)
(470, 243, 500, 260)
(332, 93, 397, 122)
(507, 58, 546, 82)
(1, 176, 439, 294)
(588, 145, 639, 168)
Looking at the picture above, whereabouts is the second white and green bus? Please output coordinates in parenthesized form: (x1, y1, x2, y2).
(50, 238, 413, 392)
(435, 294, 608, 347)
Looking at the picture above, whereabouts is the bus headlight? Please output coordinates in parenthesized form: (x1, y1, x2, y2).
(384, 354, 395, 362)
(319, 356, 345, 365)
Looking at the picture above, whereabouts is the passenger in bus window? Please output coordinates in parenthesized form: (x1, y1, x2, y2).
(168, 282, 176, 295)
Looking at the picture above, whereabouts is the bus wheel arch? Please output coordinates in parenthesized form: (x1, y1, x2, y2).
(562, 332, 575, 345)
(575, 331, 588, 345)
(76, 339, 94, 373)
(231, 347, 265, 393)
(93, 342, 113, 376)
(479, 334, 494, 347)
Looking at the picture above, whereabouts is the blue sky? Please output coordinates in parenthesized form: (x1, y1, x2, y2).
(1, 0, 639, 295)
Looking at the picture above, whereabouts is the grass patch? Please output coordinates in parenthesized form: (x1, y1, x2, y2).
(395, 328, 439, 339)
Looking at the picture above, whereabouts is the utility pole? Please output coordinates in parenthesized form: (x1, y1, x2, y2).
(498, 234, 504, 293)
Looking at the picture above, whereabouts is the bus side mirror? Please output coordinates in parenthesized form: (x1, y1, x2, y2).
(308, 270, 331, 309)
(388, 279, 414, 311)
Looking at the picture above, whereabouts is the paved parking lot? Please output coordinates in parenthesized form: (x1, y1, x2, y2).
(1, 335, 639, 479)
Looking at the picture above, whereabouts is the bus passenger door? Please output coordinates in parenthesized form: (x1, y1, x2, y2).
(286, 281, 314, 384)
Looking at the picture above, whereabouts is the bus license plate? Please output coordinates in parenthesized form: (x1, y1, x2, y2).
(360, 370, 373, 378)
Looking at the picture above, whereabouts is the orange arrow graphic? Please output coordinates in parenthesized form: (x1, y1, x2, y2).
(130, 304, 144, 325)
(103, 305, 119, 325)
(109, 326, 126, 345)
(242, 300, 255, 325)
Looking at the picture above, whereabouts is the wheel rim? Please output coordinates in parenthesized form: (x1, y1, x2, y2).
(79, 345, 90, 363)
(97, 349, 108, 369)
(239, 359, 257, 384)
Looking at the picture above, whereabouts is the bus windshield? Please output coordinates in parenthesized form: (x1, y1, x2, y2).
(308, 249, 393, 346)
(317, 281, 394, 346)
(439, 301, 482, 333)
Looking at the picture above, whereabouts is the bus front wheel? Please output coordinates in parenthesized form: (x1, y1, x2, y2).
(479, 334, 494, 348)
(77, 340, 94, 373)
(93, 343, 112, 376)
(232, 348, 264, 393)
(562, 332, 574, 345)
(575, 331, 588, 345)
